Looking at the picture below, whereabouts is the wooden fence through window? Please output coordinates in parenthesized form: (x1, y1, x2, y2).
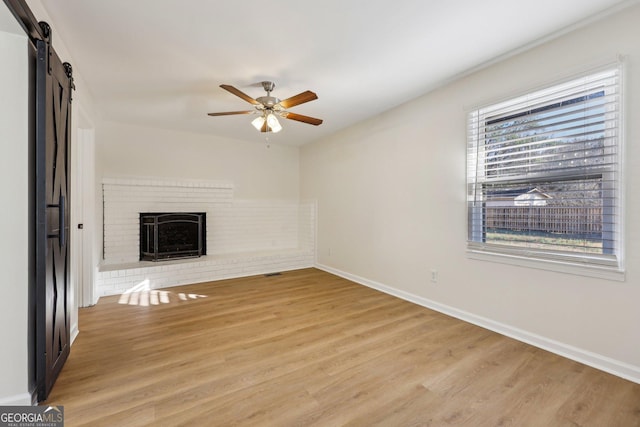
(485, 206, 602, 234)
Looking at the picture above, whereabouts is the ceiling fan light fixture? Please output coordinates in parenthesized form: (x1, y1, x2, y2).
(266, 113, 282, 133)
(251, 115, 265, 131)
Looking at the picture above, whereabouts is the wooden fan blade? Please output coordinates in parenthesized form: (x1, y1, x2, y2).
(220, 84, 261, 105)
(207, 111, 254, 116)
(278, 90, 318, 109)
(283, 112, 323, 126)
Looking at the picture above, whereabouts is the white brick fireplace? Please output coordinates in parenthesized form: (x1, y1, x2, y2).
(96, 177, 315, 296)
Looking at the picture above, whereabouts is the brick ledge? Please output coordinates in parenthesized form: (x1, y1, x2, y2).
(96, 248, 314, 297)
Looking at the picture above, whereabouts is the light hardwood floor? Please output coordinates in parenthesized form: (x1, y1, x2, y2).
(44, 268, 640, 426)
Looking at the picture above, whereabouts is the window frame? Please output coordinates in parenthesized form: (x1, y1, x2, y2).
(466, 64, 625, 281)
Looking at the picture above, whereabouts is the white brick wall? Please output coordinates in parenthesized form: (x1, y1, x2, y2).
(102, 178, 235, 264)
(98, 177, 316, 296)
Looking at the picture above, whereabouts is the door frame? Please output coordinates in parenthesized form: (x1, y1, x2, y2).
(73, 123, 97, 309)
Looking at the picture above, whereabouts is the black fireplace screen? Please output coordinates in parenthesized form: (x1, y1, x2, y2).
(140, 212, 206, 261)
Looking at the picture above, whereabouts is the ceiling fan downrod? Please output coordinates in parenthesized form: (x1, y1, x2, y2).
(257, 81, 280, 109)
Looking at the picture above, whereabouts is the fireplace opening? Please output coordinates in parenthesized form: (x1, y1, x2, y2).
(140, 212, 206, 261)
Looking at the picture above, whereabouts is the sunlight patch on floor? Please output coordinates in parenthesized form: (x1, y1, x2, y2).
(118, 279, 207, 306)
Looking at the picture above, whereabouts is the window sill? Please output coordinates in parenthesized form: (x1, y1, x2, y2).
(466, 249, 626, 282)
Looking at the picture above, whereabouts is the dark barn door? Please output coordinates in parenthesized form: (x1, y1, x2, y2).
(35, 29, 74, 401)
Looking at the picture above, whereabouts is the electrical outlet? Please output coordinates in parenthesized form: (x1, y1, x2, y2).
(430, 269, 438, 283)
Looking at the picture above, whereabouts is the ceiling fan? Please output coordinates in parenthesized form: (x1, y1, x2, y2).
(208, 81, 323, 133)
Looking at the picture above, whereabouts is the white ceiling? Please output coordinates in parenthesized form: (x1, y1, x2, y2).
(35, 0, 634, 146)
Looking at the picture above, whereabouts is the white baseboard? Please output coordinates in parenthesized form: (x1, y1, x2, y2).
(71, 322, 79, 345)
(315, 263, 640, 385)
(0, 392, 33, 406)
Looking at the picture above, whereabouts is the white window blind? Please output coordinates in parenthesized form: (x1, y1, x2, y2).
(467, 66, 623, 274)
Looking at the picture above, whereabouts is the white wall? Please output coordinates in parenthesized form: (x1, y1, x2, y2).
(301, 5, 640, 382)
(98, 121, 300, 200)
(0, 9, 30, 405)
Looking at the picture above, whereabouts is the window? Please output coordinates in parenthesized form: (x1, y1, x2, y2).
(467, 66, 623, 279)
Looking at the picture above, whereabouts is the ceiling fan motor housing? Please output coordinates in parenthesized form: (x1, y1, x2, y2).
(256, 96, 281, 108)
